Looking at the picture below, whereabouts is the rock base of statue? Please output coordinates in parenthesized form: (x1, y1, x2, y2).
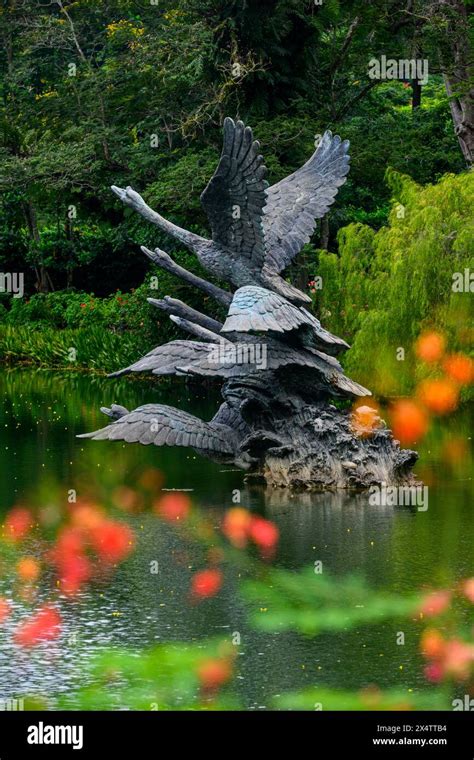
(218, 374, 418, 490)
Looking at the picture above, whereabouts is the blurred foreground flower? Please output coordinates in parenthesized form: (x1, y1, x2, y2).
(390, 399, 428, 444)
(423, 635, 474, 684)
(90, 521, 135, 564)
(197, 657, 233, 693)
(420, 581, 474, 685)
(222, 508, 252, 548)
(415, 332, 445, 363)
(4, 507, 34, 541)
(50, 515, 134, 595)
(442, 354, 474, 386)
(191, 568, 223, 599)
(222, 508, 279, 558)
(112, 486, 143, 513)
(461, 578, 474, 604)
(17, 557, 40, 583)
(14, 604, 62, 647)
(249, 517, 279, 558)
(0, 597, 11, 623)
(418, 590, 451, 617)
(418, 379, 459, 415)
(421, 628, 445, 659)
(154, 493, 191, 522)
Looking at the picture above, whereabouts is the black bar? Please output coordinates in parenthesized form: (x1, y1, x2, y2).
(0, 710, 472, 757)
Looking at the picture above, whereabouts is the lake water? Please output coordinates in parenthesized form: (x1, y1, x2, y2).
(0, 368, 472, 709)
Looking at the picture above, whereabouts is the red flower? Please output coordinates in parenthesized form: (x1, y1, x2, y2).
(197, 658, 232, 691)
(249, 517, 279, 557)
(14, 605, 62, 647)
(443, 639, 474, 680)
(191, 568, 223, 599)
(49, 526, 91, 595)
(0, 597, 11, 623)
(443, 639, 474, 681)
(60, 554, 92, 596)
(418, 590, 451, 617)
(51, 526, 84, 560)
(155, 493, 191, 522)
(4, 507, 34, 541)
(90, 521, 134, 564)
(424, 662, 443, 683)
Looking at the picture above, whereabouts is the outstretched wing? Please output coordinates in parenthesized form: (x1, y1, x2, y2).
(220, 286, 349, 355)
(263, 131, 350, 273)
(200, 117, 268, 270)
(108, 341, 215, 378)
(78, 404, 238, 454)
(220, 286, 306, 333)
(179, 341, 369, 397)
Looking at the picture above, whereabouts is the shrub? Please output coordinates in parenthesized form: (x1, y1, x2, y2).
(316, 170, 473, 396)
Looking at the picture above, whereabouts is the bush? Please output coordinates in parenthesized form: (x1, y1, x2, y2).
(316, 170, 473, 395)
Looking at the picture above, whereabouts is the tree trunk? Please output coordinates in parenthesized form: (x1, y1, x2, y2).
(444, 74, 474, 165)
(436, 0, 474, 165)
(319, 214, 330, 249)
(411, 79, 422, 110)
(23, 201, 50, 294)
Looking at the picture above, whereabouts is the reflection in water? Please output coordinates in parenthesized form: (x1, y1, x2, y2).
(0, 369, 472, 708)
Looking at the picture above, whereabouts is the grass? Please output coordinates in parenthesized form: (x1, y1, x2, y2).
(0, 324, 150, 374)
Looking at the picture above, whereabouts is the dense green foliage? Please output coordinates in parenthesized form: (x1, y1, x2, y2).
(0, 1, 468, 292)
(0, 1, 471, 376)
(317, 170, 473, 394)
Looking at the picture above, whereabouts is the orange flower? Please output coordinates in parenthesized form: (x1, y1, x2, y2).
(17, 557, 40, 583)
(90, 520, 134, 564)
(191, 568, 223, 599)
(14, 605, 62, 647)
(139, 468, 163, 490)
(390, 399, 429, 444)
(351, 403, 381, 437)
(197, 658, 233, 691)
(4, 507, 34, 541)
(0, 597, 11, 623)
(70, 503, 105, 530)
(418, 378, 459, 415)
(443, 354, 473, 385)
(222, 508, 252, 548)
(154, 493, 191, 522)
(415, 332, 445, 363)
(461, 578, 474, 604)
(418, 590, 451, 617)
(112, 487, 143, 513)
(420, 628, 445, 659)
